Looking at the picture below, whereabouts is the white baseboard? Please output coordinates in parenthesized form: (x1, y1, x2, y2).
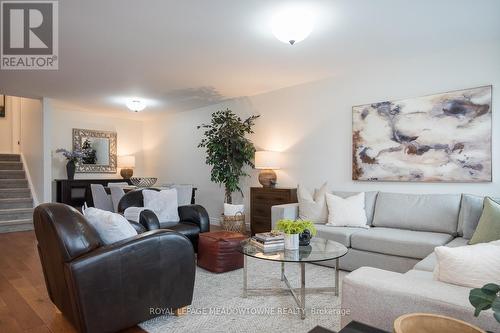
(20, 153, 39, 206)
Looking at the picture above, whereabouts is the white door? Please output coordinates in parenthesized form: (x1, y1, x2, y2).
(10, 96, 21, 154)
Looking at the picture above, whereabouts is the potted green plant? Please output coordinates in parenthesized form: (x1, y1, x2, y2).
(469, 283, 500, 324)
(198, 109, 259, 231)
(276, 219, 317, 250)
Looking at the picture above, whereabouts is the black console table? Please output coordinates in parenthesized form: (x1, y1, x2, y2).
(54, 179, 198, 209)
(54, 179, 132, 208)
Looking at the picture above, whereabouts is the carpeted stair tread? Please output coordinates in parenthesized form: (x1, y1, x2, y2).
(0, 162, 23, 170)
(0, 170, 26, 179)
(0, 179, 28, 188)
(0, 188, 31, 199)
(0, 208, 34, 221)
(0, 154, 21, 162)
(0, 198, 33, 209)
(0, 219, 34, 233)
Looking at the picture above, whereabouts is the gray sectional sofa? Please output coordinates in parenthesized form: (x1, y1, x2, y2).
(271, 191, 498, 332)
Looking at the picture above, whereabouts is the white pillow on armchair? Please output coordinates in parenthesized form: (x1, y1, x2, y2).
(143, 189, 180, 223)
(83, 207, 137, 245)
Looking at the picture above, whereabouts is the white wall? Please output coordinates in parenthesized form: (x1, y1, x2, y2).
(143, 41, 500, 221)
(50, 105, 145, 185)
(19, 97, 44, 204)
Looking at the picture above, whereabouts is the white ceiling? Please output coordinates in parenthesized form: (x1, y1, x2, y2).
(0, 0, 499, 116)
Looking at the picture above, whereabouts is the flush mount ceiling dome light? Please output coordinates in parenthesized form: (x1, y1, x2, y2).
(126, 99, 146, 112)
(271, 6, 314, 45)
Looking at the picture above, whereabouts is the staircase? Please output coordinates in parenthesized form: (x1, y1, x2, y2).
(0, 154, 34, 233)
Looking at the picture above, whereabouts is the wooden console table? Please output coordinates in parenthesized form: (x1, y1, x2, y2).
(250, 187, 297, 235)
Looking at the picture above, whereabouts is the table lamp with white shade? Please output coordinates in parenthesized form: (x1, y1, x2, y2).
(118, 155, 135, 179)
(255, 151, 281, 188)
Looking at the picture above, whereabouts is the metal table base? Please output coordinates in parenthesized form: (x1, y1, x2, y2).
(242, 256, 340, 319)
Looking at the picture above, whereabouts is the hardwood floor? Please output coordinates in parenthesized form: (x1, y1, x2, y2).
(0, 231, 145, 333)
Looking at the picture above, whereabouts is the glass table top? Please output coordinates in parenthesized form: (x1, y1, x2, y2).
(239, 237, 348, 263)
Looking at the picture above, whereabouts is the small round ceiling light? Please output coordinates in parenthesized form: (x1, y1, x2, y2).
(126, 99, 146, 112)
(271, 6, 314, 45)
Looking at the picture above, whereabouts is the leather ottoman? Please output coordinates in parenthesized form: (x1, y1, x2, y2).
(197, 231, 247, 273)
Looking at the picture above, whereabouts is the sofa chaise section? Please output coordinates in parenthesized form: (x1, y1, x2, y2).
(341, 267, 498, 332)
(413, 236, 469, 272)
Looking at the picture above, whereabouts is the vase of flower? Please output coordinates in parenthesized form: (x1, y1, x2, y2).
(66, 161, 76, 180)
(56, 148, 84, 180)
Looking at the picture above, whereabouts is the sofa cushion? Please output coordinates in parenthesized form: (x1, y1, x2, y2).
(325, 192, 368, 228)
(372, 192, 461, 234)
(457, 194, 483, 239)
(413, 237, 469, 272)
(458, 194, 500, 239)
(469, 197, 500, 245)
(351, 227, 453, 259)
(332, 191, 378, 225)
(315, 225, 366, 247)
(434, 240, 500, 288)
(298, 183, 328, 224)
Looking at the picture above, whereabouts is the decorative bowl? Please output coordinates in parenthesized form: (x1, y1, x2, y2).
(394, 313, 486, 333)
(130, 177, 158, 188)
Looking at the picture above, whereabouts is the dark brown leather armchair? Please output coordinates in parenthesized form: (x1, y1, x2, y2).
(118, 189, 210, 252)
(34, 203, 195, 333)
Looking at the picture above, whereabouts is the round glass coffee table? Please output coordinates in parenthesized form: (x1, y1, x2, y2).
(239, 237, 348, 319)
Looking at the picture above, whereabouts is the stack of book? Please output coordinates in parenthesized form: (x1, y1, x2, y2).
(250, 232, 285, 252)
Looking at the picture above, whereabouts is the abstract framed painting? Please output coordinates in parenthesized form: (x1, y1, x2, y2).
(352, 85, 492, 182)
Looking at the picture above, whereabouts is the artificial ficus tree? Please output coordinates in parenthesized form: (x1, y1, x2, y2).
(198, 109, 259, 204)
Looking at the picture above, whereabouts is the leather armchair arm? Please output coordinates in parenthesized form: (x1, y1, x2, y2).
(66, 230, 195, 333)
(178, 204, 210, 233)
(139, 209, 160, 230)
(128, 221, 146, 234)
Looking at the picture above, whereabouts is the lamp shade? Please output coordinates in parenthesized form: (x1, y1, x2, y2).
(118, 155, 135, 168)
(255, 151, 281, 170)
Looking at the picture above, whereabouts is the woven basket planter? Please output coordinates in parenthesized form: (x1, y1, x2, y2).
(220, 213, 246, 233)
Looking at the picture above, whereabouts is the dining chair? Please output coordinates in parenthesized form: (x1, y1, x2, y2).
(90, 184, 114, 212)
(171, 184, 193, 206)
(109, 186, 126, 212)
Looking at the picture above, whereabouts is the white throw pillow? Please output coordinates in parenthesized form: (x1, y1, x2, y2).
(433, 240, 500, 288)
(298, 183, 328, 224)
(143, 189, 180, 223)
(325, 192, 368, 228)
(83, 207, 137, 245)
